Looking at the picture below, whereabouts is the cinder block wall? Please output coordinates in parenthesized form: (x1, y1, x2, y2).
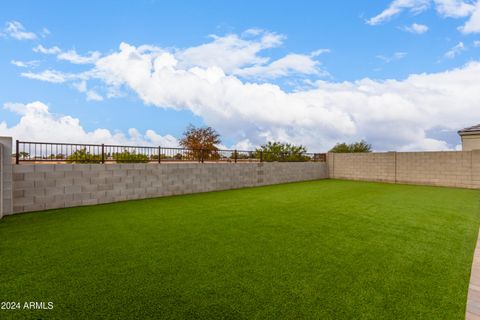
(395, 151, 477, 188)
(327, 152, 396, 182)
(10, 162, 328, 214)
(0, 144, 3, 218)
(5, 140, 480, 217)
(328, 151, 480, 189)
(0, 137, 13, 217)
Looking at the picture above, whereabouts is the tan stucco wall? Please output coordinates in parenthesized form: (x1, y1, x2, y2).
(461, 135, 480, 151)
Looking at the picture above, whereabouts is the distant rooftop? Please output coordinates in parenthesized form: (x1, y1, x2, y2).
(458, 124, 480, 135)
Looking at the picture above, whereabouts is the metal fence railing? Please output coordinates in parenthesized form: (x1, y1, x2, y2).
(14, 140, 326, 164)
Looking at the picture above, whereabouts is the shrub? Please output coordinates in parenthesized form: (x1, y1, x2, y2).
(329, 140, 372, 153)
(66, 148, 101, 163)
(112, 150, 149, 163)
(254, 142, 309, 162)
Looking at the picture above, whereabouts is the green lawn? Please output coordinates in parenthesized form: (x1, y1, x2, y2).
(0, 180, 479, 319)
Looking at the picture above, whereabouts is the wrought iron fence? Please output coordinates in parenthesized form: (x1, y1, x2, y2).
(15, 140, 326, 164)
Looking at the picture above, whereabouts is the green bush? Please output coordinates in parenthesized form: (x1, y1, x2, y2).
(66, 148, 101, 163)
(112, 150, 150, 163)
(329, 140, 372, 153)
(254, 142, 309, 162)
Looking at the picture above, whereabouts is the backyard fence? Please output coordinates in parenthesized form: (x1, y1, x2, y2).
(2, 135, 480, 217)
(15, 140, 327, 164)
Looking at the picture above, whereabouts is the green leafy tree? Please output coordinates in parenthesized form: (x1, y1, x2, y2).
(66, 148, 101, 163)
(112, 150, 149, 163)
(179, 125, 221, 161)
(230, 152, 253, 160)
(329, 140, 372, 153)
(255, 142, 309, 162)
(149, 154, 170, 161)
(19, 151, 30, 160)
(174, 153, 183, 160)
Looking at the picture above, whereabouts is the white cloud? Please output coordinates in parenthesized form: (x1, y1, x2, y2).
(0, 101, 178, 147)
(10, 60, 39, 68)
(444, 41, 466, 58)
(21, 70, 72, 83)
(72, 80, 87, 93)
(21, 68, 91, 84)
(33, 45, 101, 64)
(86, 90, 103, 101)
(376, 52, 408, 63)
(176, 31, 284, 73)
(176, 31, 327, 79)
(474, 40, 480, 46)
(311, 49, 331, 57)
(33, 45, 61, 54)
(23, 31, 328, 101)
(57, 50, 101, 64)
(87, 42, 480, 151)
(460, 1, 480, 33)
(401, 22, 429, 33)
(367, 0, 431, 25)
(72, 80, 104, 101)
(368, 0, 475, 28)
(18, 33, 480, 151)
(399, 137, 450, 151)
(3, 21, 37, 40)
(234, 53, 326, 79)
(434, 0, 476, 18)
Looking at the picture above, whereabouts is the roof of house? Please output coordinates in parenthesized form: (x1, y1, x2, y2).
(459, 124, 480, 135)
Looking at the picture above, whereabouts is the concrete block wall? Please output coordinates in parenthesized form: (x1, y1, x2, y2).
(0, 137, 13, 217)
(328, 151, 480, 189)
(0, 144, 2, 218)
(10, 162, 328, 214)
(396, 151, 478, 188)
(472, 151, 480, 187)
(328, 152, 396, 183)
(4, 135, 480, 217)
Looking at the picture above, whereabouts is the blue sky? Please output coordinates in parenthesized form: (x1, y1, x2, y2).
(1, 0, 480, 151)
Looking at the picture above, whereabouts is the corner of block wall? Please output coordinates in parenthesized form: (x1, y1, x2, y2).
(0, 144, 3, 219)
(0, 136, 14, 217)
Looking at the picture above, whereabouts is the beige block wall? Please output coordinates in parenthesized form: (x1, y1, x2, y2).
(11, 162, 328, 214)
(396, 151, 476, 188)
(0, 144, 3, 218)
(462, 135, 480, 151)
(328, 152, 396, 182)
(328, 151, 480, 189)
(0, 137, 13, 217)
(7, 149, 480, 216)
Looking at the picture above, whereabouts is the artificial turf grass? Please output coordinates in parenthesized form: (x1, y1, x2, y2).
(0, 180, 479, 319)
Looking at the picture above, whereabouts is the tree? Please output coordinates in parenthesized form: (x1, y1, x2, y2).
(19, 151, 30, 160)
(255, 142, 309, 162)
(329, 140, 372, 153)
(112, 150, 149, 163)
(179, 125, 221, 161)
(66, 148, 101, 163)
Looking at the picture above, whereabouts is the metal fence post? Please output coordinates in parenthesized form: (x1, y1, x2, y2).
(158, 146, 161, 164)
(234, 149, 237, 163)
(201, 149, 204, 163)
(15, 140, 19, 165)
(101, 144, 105, 164)
(260, 151, 263, 163)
